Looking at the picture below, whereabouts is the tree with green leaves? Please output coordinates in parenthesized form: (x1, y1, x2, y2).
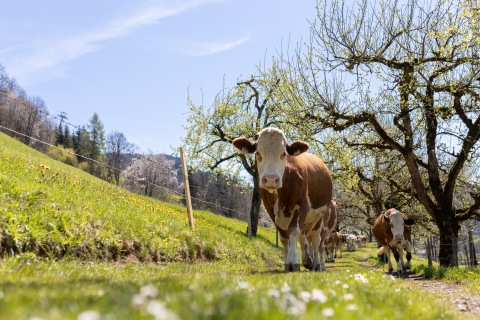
(181, 70, 284, 236)
(87, 113, 106, 161)
(55, 123, 64, 146)
(278, 0, 480, 266)
(63, 125, 72, 149)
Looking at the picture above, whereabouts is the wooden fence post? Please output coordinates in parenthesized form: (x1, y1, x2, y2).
(469, 231, 474, 267)
(427, 238, 432, 267)
(180, 147, 194, 230)
(246, 191, 251, 239)
(276, 229, 278, 247)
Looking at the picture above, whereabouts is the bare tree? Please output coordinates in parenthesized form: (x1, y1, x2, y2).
(106, 131, 137, 186)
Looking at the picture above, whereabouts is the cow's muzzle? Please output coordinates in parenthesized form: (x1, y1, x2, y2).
(395, 234, 404, 240)
(261, 175, 281, 189)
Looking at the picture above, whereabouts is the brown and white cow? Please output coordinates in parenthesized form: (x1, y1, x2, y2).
(324, 230, 342, 262)
(373, 208, 415, 274)
(346, 234, 357, 251)
(310, 200, 339, 267)
(360, 236, 367, 248)
(233, 128, 332, 272)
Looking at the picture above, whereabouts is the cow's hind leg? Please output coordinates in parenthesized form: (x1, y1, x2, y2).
(319, 241, 326, 270)
(405, 241, 413, 270)
(300, 231, 313, 270)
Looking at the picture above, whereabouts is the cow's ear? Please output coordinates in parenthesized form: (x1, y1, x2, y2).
(233, 137, 257, 154)
(404, 218, 415, 226)
(286, 141, 309, 156)
(383, 212, 390, 222)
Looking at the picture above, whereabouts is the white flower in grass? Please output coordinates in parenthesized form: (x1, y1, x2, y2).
(346, 304, 358, 311)
(220, 288, 233, 297)
(238, 281, 249, 289)
(77, 311, 100, 320)
(131, 294, 148, 309)
(311, 289, 327, 303)
(389, 275, 396, 281)
(281, 283, 291, 293)
(268, 289, 281, 298)
(322, 308, 335, 317)
(147, 300, 180, 320)
(334, 280, 341, 285)
(342, 284, 349, 289)
(140, 284, 159, 298)
(343, 293, 354, 301)
(298, 291, 311, 303)
(277, 293, 306, 316)
(354, 274, 369, 283)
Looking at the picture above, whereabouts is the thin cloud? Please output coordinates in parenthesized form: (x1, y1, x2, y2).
(180, 32, 251, 56)
(3, 0, 221, 86)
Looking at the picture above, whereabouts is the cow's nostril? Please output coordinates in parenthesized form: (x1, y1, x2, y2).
(275, 178, 279, 185)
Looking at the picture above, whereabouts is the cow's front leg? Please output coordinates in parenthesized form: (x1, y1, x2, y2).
(405, 240, 413, 270)
(389, 246, 402, 275)
(329, 244, 335, 262)
(299, 231, 313, 270)
(284, 224, 301, 272)
(319, 240, 326, 270)
(339, 242, 343, 258)
(384, 246, 393, 273)
(279, 232, 289, 259)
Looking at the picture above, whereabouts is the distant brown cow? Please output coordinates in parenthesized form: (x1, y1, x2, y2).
(359, 236, 367, 248)
(325, 231, 342, 262)
(373, 208, 415, 274)
(233, 128, 333, 272)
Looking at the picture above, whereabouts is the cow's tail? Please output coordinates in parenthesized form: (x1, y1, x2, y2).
(377, 246, 385, 255)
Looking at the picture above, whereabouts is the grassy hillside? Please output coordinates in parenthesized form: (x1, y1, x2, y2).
(0, 131, 280, 267)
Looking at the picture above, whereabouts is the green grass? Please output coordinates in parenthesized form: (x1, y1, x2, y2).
(0, 131, 470, 319)
(366, 244, 480, 291)
(0, 245, 461, 320)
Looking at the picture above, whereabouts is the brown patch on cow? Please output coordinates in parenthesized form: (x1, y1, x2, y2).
(261, 152, 332, 231)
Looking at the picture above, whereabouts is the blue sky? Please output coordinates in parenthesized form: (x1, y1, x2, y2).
(0, 0, 316, 154)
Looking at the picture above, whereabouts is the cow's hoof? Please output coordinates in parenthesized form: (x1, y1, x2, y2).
(405, 261, 412, 270)
(284, 263, 301, 272)
(302, 257, 313, 270)
(313, 263, 321, 271)
(331, 259, 335, 263)
(397, 269, 403, 275)
(388, 268, 393, 273)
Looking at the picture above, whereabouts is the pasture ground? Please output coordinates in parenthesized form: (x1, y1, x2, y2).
(0, 130, 478, 319)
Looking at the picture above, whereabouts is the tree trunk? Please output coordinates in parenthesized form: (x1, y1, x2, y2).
(249, 174, 262, 237)
(438, 221, 459, 267)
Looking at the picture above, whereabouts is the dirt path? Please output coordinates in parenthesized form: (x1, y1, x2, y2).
(359, 254, 480, 317)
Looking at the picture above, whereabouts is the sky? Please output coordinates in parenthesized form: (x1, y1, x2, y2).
(0, 0, 317, 154)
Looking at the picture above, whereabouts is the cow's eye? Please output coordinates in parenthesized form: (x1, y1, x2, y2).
(280, 151, 286, 160)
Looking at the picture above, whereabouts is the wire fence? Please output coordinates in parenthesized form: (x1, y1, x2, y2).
(0, 92, 254, 221)
(0, 124, 251, 220)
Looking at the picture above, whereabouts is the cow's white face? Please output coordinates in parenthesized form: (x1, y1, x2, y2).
(232, 128, 309, 193)
(384, 211, 414, 241)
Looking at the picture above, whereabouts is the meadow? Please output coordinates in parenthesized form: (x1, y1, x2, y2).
(0, 131, 473, 319)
